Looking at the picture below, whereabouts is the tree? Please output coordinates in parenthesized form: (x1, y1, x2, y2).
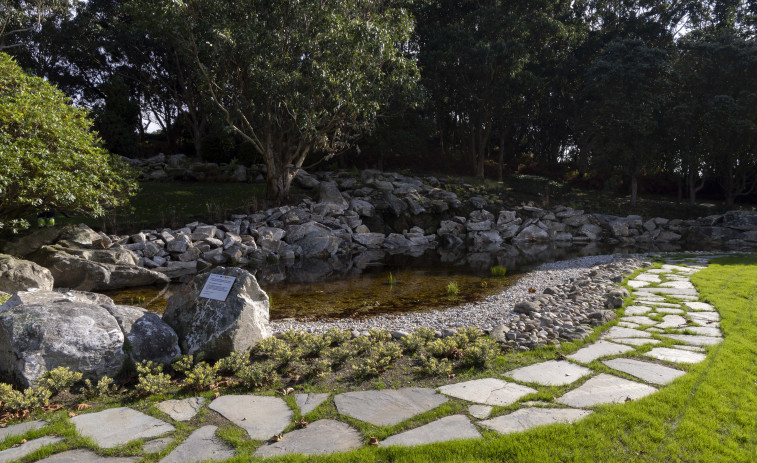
(152, 0, 419, 202)
(575, 39, 671, 206)
(0, 53, 137, 232)
(0, 0, 73, 50)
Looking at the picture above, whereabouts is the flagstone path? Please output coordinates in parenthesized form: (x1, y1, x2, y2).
(0, 256, 725, 461)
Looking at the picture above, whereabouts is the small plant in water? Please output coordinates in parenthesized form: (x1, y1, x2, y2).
(490, 265, 507, 277)
(446, 281, 459, 296)
(387, 272, 396, 286)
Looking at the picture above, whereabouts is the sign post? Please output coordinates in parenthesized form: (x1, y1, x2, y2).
(199, 274, 236, 301)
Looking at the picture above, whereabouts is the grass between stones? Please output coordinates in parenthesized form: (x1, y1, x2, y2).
(2, 256, 754, 461)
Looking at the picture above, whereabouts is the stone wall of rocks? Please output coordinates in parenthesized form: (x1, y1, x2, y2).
(123, 154, 252, 183)
(99, 169, 757, 281)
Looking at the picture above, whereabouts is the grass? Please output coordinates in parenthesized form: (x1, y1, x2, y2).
(66, 182, 269, 233)
(490, 265, 507, 277)
(445, 282, 459, 296)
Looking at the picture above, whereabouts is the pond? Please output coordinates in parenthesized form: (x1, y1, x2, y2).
(103, 241, 670, 321)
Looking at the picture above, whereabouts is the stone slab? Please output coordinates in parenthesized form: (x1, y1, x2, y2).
(638, 287, 698, 296)
(624, 306, 652, 315)
(612, 338, 661, 346)
(685, 302, 716, 311)
(634, 274, 661, 283)
(38, 449, 138, 462)
(156, 397, 205, 422)
(255, 419, 362, 457)
(673, 345, 706, 352)
(438, 378, 536, 406)
(295, 393, 330, 415)
(689, 311, 720, 323)
(334, 388, 447, 426)
(627, 280, 649, 288)
(0, 436, 63, 462)
(680, 326, 722, 337)
(645, 347, 707, 364)
(159, 426, 234, 463)
(602, 358, 685, 385)
(479, 408, 591, 434)
(504, 361, 591, 386)
(601, 327, 651, 339)
(0, 420, 46, 441)
(71, 407, 175, 449)
(617, 322, 640, 328)
(567, 341, 635, 364)
(468, 405, 492, 419)
(620, 316, 657, 325)
(142, 437, 174, 453)
(654, 308, 685, 314)
(556, 374, 657, 408)
(380, 415, 481, 447)
(660, 334, 722, 346)
(643, 302, 683, 308)
(209, 395, 292, 440)
(656, 315, 688, 329)
(634, 295, 666, 302)
(659, 281, 695, 289)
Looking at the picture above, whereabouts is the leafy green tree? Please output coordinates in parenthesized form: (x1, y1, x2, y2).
(0, 53, 137, 232)
(575, 39, 671, 206)
(152, 0, 419, 202)
(0, 0, 74, 50)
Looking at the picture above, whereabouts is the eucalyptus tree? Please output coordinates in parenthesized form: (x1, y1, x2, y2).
(150, 0, 419, 202)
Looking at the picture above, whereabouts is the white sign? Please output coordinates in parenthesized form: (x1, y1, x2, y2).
(199, 274, 236, 301)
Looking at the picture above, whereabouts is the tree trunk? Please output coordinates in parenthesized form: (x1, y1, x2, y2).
(630, 174, 638, 207)
(497, 130, 506, 181)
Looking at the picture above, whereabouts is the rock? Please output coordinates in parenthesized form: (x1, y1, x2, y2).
(0, 297, 126, 387)
(0, 224, 99, 258)
(254, 420, 363, 457)
(556, 373, 657, 408)
(71, 407, 175, 449)
(513, 225, 550, 242)
(470, 230, 503, 248)
(504, 360, 592, 386)
(588, 310, 617, 325)
(295, 393, 330, 415)
(380, 415, 481, 447)
(644, 347, 707, 364)
(721, 210, 757, 230)
(350, 198, 375, 217)
(209, 395, 292, 440)
(0, 420, 47, 440)
(37, 449, 138, 462)
(489, 324, 510, 343)
(353, 232, 385, 248)
(497, 211, 518, 224)
(160, 426, 235, 463)
(0, 254, 54, 293)
(382, 192, 409, 216)
(438, 378, 536, 406)
(316, 181, 348, 210)
(579, 223, 603, 240)
(514, 301, 539, 314)
(334, 388, 448, 426)
(0, 436, 65, 461)
(143, 437, 174, 454)
(469, 197, 487, 209)
(30, 245, 170, 291)
(157, 397, 206, 422)
(602, 358, 685, 385)
(479, 408, 591, 435)
(105, 305, 181, 364)
(163, 267, 271, 359)
(567, 340, 635, 364)
(294, 169, 320, 189)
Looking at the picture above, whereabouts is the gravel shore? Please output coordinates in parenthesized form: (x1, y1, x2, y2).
(271, 253, 645, 335)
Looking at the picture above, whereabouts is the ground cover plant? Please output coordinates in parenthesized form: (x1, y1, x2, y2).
(0, 255, 753, 462)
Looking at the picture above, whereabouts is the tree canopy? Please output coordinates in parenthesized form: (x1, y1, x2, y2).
(0, 52, 137, 232)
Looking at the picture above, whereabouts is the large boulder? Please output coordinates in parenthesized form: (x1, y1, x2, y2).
(163, 267, 271, 359)
(104, 305, 181, 365)
(513, 224, 550, 242)
(316, 181, 348, 210)
(721, 210, 757, 231)
(30, 244, 170, 291)
(0, 224, 100, 257)
(0, 254, 54, 293)
(0, 293, 127, 387)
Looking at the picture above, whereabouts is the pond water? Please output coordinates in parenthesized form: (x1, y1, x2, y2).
(103, 241, 672, 321)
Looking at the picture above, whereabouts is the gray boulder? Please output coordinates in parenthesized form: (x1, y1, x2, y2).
(297, 234, 341, 258)
(514, 301, 539, 314)
(722, 210, 757, 231)
(105, 305, 181, 364)
(353, 233, 385, 248)
(1, 288, 115, 310)
(513, 225, 550, 242)
(316, 181, 348, 210)
(0, 297, 126, 387)
(0, 225, 101, 258)
(30, 245, 170, 291)
(0, 254, 54, 293)
(163, 267, 271, 359)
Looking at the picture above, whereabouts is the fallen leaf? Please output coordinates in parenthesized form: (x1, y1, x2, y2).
(68, 412, 77, 418)
(269, 433, 283, 442)
(368, 436, 379, 446)
(76, 403, 92, 411)
(214, 391, 220, 399)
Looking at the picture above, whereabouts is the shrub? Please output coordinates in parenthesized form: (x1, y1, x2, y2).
(368, 329, 392, 343)
(301, 358, 332, 380)
(326, 345, 353, 368)
(80, 376, 116, 398)
(415, 355, 453, 377)
(301, 334, 330, 358)
(426, 338, 462, 359)
(136, 360, 163, 376)
(446, 282, 459, 296)
(460, 338, 500, 369)
(216, 350, 251, 375)
(184, 362, 219, 391)
(324, 328, 350, 346)
(36, 366, 83, 394)
(238, 363, 279, 390)
(0, 53, 137, 232)
(490, 265, 507, 277)
(135, 373, 172, 396)
(172, 355, 194, 374)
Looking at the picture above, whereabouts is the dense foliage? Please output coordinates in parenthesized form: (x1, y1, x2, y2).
(8, 0, 757, 205)
(0, 53, 137, 231)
